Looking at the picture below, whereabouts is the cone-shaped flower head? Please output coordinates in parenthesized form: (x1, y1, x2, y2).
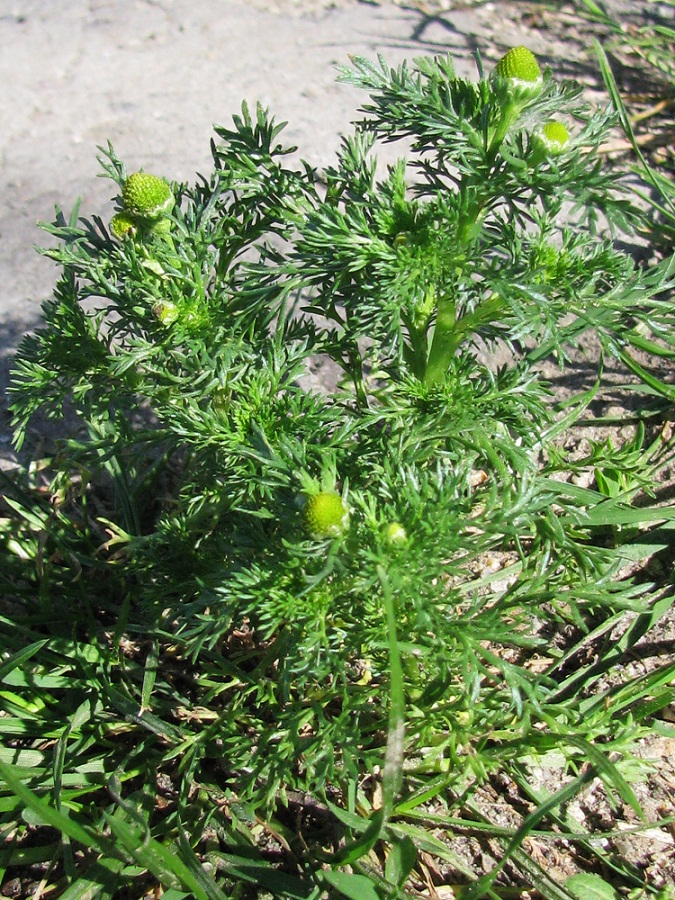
(121, 173, 174, 220)
(110, 211, 138, 239)
(492, 46, 543, 105)
(494, 46, 541, 83)
(302, 492, 350, 540)
(532, 120, 570, 156)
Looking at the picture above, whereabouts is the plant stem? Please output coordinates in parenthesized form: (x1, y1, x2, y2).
(423, 294, 459, 387)
(377, 564, 405, 813)
(416, 185, 492, 386)
(487, 101, 517, 162)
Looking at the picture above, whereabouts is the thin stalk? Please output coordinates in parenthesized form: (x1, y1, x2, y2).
(378, 564, 405, 813)
(401, 312, 429, 381)
(418, 184, 497, 385)
(486, 101, 517, 162)
(329, 565, 404, 867)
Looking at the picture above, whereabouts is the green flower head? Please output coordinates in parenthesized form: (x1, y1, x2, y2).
(302, 492, 350, 540)
(494, 46, 541, 83)
(534, 120, 570, 154)
(121, 173, 174, 220)
(492, 46, 543, 106)
(109, 211, 138, 239)
(384, 522, 408, 546)
(152, 299, 180, 326)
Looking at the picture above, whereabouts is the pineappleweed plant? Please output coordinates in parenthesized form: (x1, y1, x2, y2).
(3, 45, 675, 896)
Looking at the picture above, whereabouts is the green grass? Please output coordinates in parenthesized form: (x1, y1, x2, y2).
(1, 378, 674, 899)
(2, 495, 675, 890)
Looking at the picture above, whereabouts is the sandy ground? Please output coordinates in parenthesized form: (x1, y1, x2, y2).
(0, 0, 605, 452)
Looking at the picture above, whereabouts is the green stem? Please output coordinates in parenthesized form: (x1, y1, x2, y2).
(487, 101, 517, 161)
(423, 293, 505, 387)
(347, 343, 369, 411)
(329, 566, 404, 867)
(416, 187, 486, 385)
(407, 117, 513, 387)
(401, 313, 429, 381)
(455, 188, 486, 247)
(377, 564, 405, 814)
(423, 294, 459, 387)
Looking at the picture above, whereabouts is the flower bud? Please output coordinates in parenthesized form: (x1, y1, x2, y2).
(494, 46, 541, 83)
(302, 492, 350, 540)
(110, 211, 137, 239)
(122, 173, 174, 220)
(384, 522, 408, 546)
(492, 46, 543, 106)
(152, 299, 179, 326)
(531, 120, 570, 160)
